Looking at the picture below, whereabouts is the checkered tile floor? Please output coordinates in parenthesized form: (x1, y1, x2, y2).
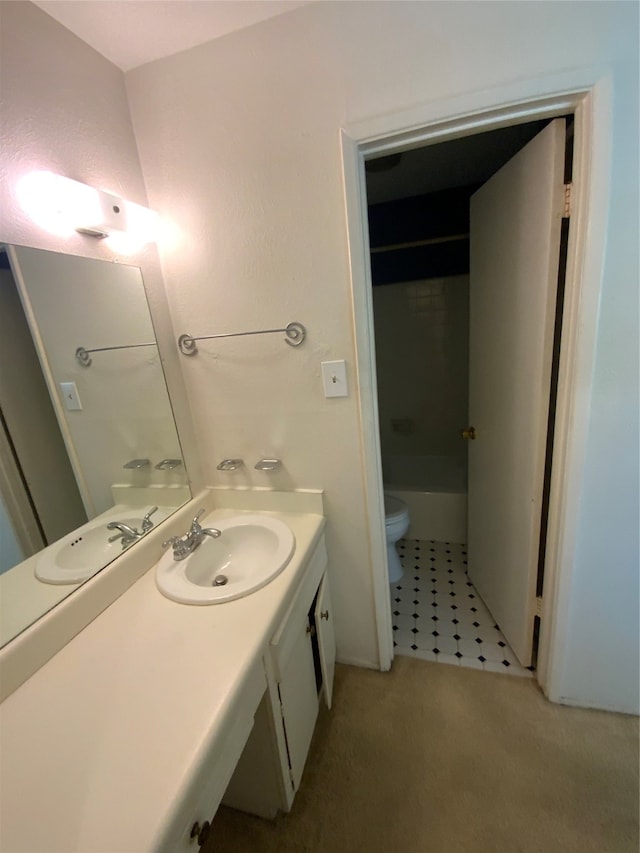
(390, 538, 534, 677)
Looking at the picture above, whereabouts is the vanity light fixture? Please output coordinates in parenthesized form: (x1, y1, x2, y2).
(16, 170, 158, 250)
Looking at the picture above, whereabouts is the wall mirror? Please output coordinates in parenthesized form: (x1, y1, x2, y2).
(0, 245, 191, 647)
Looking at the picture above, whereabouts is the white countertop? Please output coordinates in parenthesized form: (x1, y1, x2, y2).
(0, 506, 325, 852)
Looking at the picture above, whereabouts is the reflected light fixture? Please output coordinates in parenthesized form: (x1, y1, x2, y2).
(17, 170, 158, 252)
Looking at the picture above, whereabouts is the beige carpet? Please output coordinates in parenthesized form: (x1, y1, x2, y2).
(207, 657, 639, 853)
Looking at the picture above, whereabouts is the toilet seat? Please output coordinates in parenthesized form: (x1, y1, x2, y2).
(384, 494, 408, 525)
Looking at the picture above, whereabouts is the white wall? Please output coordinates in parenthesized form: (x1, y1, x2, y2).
(127, 1, 639, 710)
(0, 2, 146, 260)
(0, 1, 200, 498)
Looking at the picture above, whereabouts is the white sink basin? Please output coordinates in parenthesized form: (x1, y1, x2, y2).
(155, 514, 295, 605)
(35, 516, 145, 585)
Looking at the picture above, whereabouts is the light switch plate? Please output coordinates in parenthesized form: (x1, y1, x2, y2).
(321, 360, 348, 398)
(60, 381, 82, 411)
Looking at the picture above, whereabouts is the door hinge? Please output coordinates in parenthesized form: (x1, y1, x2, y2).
(563, 182, 572, 218)
(535, 596, 543, 618)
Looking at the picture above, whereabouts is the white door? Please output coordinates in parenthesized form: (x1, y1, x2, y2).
(467, 119, 566, 667)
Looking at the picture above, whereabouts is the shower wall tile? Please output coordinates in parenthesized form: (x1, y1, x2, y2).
(373, 275, 470, 461)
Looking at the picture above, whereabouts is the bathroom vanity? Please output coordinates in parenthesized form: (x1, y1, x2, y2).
(0, 496, 333, 852)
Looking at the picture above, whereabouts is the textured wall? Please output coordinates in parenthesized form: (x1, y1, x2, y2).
(127, 1, 639, 707)
(0, 1, 201, 501)
(0, 2, 147, 256)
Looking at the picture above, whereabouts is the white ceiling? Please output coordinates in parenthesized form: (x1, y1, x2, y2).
(365, 120, 549, 205)
(33, 1, 312, 71)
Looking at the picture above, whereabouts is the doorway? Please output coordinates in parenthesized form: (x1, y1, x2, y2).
(366, 117, 571, 676)
(341, 81, 605, 698)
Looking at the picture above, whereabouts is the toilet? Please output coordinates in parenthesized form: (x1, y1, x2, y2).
(384, 493, 410, 583)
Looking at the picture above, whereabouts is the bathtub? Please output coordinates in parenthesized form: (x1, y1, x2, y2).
(382, 454, 467, 544)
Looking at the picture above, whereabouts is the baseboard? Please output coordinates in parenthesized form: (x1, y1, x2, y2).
(336, 654, 380, 671)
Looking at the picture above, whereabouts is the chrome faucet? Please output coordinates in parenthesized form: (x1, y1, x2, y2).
(107, 521, 142, 548)
(162, 509, 221, 561)
(107, 506, 159, 548)
(141, 506, 159, 533)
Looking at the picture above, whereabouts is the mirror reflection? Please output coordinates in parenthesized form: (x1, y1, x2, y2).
(0, 246, 190, 647)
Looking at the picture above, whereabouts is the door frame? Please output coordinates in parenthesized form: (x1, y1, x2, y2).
(340, 70, 612, 700)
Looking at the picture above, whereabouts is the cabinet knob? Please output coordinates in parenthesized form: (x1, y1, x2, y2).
(190, 820, 211, 846)
(320, 610, 329, 621)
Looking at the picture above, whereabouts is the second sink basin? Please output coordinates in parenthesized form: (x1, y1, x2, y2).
(155, 513, 295, 605)
(35, 517, 143, 585)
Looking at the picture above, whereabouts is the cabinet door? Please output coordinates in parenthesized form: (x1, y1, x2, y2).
(278, 617, 319, 791)
(315, 573, 336, 709)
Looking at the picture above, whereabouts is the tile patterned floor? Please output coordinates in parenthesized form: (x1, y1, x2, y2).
(390, 538, 534, 677)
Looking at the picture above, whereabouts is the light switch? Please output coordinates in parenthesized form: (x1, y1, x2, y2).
(60, 382, 82, 411)
(321, 360, 348, 398)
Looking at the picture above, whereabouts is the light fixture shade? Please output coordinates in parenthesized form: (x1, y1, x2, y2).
(76, 187, 128, 238)
(17, 171, 101, 237)
(17, 170, 158, 250)
(121, 199, 158, 244)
